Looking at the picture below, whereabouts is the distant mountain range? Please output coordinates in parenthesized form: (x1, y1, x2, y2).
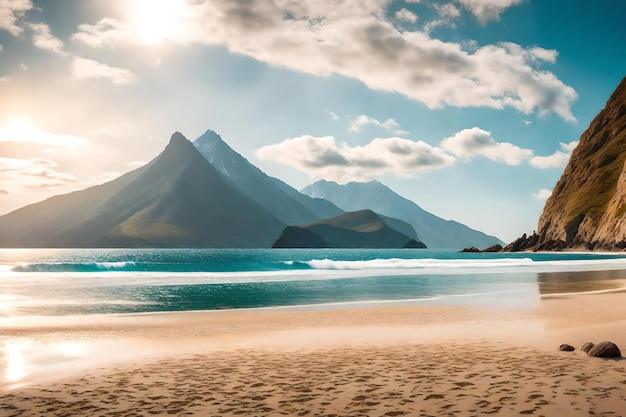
(301, 180, 504, 249)
(273, 209, 426, 248)
(0, 129, 503, 249)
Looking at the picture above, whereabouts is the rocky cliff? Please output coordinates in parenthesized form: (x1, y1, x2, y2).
(506, 76, 626, 251)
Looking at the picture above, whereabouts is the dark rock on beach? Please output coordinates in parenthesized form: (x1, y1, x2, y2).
(460, 244, 503, 253)
(581, 342, 595, 353)
(587, 341, 622, 358)
(559, 344, 575, 352)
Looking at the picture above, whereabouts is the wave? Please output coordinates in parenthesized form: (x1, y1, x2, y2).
(11, 261, 138, 273)
(5, 255, 626, 275)
(301, 258, 535, 270)
(7, 260, 309, 273)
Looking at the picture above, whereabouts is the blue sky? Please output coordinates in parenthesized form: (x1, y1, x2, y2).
(0, 0, 624, 242)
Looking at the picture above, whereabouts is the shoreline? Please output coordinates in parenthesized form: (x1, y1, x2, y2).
(2, 274, 626, 328)
(3, 280, 626, 415)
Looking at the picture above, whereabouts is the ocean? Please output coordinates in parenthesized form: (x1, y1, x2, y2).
(2, 248, 626, 317)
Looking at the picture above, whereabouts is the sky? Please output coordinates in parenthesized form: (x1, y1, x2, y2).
(0, 0, 625, 243)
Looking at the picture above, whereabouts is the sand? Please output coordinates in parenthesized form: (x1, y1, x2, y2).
(3, 283, 626, 416)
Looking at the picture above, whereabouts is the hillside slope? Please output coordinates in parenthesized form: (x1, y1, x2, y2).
(272, 209, 426, 248)
(0, 133, 286, 247)
(506, 76, 626, 251)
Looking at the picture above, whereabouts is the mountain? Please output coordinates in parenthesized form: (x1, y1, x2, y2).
(505, 76, 626, 251)
(301, 180, 504, 249)
(272, 209, 426, 248)
(0, 132, 285, 248)
(193, 129, 343, 225)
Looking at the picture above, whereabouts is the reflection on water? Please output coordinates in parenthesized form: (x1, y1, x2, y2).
(4, 341, 30, 383)
(1, 338, 86, 389)
(1, 337, 161, 390)
(538, 269, 626, 295)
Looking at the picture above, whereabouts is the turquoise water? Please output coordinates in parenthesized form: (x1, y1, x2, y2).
(1, 249, 626, 316)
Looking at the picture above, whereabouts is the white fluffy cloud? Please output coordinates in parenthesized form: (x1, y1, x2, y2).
(529, 141, 577, 169)
(0, 0, 32, 35)
(349, 115, 408, 135)
(30, 23, 66, 54)
(256, 135, 455, 182)
(257, 126, 575, 183)
(395, 8, 418, 23)
(71, 57, 134, 84)
(441, 127, 533, 165)
(457, 0, 525, 23)
(71, 18, 139, 48)
(532, 188, 552, 200)
(71, 0, 577, 120)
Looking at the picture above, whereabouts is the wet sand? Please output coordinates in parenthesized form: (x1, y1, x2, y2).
(2, 279, 626, 416)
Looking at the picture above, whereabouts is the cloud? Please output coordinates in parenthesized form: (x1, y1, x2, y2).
(71, 18, 138, 48)
(325, 109, 339, 120)
(256, 135, 455, 182)
(438, 3, 461, 18)
(29, 23, 66, 54)
(529, 141, 577, 169)
(532, 188, 552, 200)
(0, 75, 9, 82)
(457, 0, 525, 23)
(0, 157, 79, 185)
(0, 0, 32, 35)
(424, 2, 461, 32)
(349, 115, 408, 135)
(441, 127, 533, 165)
(71, 57, 134, 84)
(0, 123, 89, 147)
(0, 189, 8, 195)
(71, 0, 577, 121)
(395, 8, 418, 23)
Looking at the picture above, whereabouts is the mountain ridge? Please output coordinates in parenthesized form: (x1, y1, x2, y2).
(193, 129, 343, 225)
(0, 132, 286, 247)
(272, 209, 426, 249)
(301, 179, 503, 249)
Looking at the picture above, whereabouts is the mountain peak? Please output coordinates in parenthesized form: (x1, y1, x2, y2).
(164, 132, 197, 156)
(195, 129, 224, 145)
(170, 131, 188, 144)
(192, 129, 342, 225)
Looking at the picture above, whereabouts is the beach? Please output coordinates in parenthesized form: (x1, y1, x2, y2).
(3, 280, 626, 416)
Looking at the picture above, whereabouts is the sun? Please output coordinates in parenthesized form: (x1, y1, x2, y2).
(2, 116, 35, 139)
(130, 0, 187, 45)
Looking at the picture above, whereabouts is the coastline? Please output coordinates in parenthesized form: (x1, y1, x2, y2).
(3, 278, 626, 415)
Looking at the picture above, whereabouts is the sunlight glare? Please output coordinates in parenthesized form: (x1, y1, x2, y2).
(54, 342, 84, 357)
(3, 341, 31, 383)
(131, 0, 187, 45)
(0, 117, 87, 147)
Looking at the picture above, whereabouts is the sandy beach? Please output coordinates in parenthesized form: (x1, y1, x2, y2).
(3, 281, 626, 416)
